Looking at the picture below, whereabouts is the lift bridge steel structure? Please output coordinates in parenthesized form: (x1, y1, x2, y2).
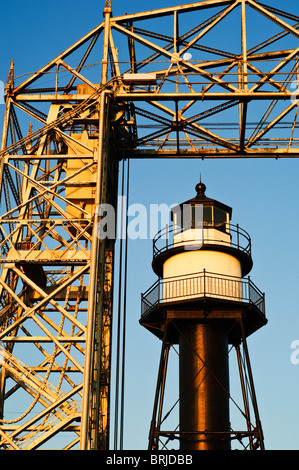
(0, 0, 298, 450)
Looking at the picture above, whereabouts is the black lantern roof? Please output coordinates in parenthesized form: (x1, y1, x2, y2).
(171, 181, 232, 221)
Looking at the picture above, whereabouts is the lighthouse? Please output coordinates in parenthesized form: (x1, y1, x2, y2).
(140, 182, 267, 451)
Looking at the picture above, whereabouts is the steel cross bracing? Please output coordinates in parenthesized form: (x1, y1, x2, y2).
(0, 0, 298, 450)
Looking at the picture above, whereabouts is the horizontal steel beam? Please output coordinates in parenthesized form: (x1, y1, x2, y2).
(114, 91, 296, 101)
(131, 149, 299, 158)
(14, 94, 96, 102)
(111, 0, 235, 23)
(1, 336, 86, 342)
(4, 154, 94, 161)
(15, 91, 297, 102)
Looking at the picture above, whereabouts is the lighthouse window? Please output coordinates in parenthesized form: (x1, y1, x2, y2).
(183, 208, 191, 230)
(172, 209, 181, 229)
(214, 207, 227, 232)
(203, 206, 213, 226)
(191, 205, 204, 228)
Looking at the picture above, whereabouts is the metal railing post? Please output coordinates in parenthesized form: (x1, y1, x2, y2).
(158, 278, 161, 302)
(248, 276, 251, 303)
(166, 224, 169, 249)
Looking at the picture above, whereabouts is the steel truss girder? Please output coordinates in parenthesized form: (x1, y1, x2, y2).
(0, 92, 118, 449)
(2, 2, 299, 159)
(6, 0, 298, 159)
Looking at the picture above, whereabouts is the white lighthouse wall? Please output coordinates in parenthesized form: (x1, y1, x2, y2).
(162, 250, 242, 303)
(173, 227, 231, 249)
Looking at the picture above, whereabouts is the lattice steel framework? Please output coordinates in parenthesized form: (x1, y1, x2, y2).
(0, 0, 298, 450)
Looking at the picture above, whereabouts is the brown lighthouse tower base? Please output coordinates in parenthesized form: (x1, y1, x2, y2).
(179, 322, 230, 450)
(140, 182, 267, 451)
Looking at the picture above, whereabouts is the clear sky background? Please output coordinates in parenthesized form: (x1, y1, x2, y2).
(1, 0, 299, 451)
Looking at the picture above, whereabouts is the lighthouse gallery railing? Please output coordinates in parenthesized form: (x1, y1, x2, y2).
(153, 223, 251, 259)
(141, 270, 265, 318)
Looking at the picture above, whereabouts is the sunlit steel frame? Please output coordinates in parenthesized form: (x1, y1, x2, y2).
(0, 0, 298, 450)
(148, 318, 265, 450)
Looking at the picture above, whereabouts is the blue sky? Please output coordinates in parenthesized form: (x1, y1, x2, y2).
(1, 0, 299, 451)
